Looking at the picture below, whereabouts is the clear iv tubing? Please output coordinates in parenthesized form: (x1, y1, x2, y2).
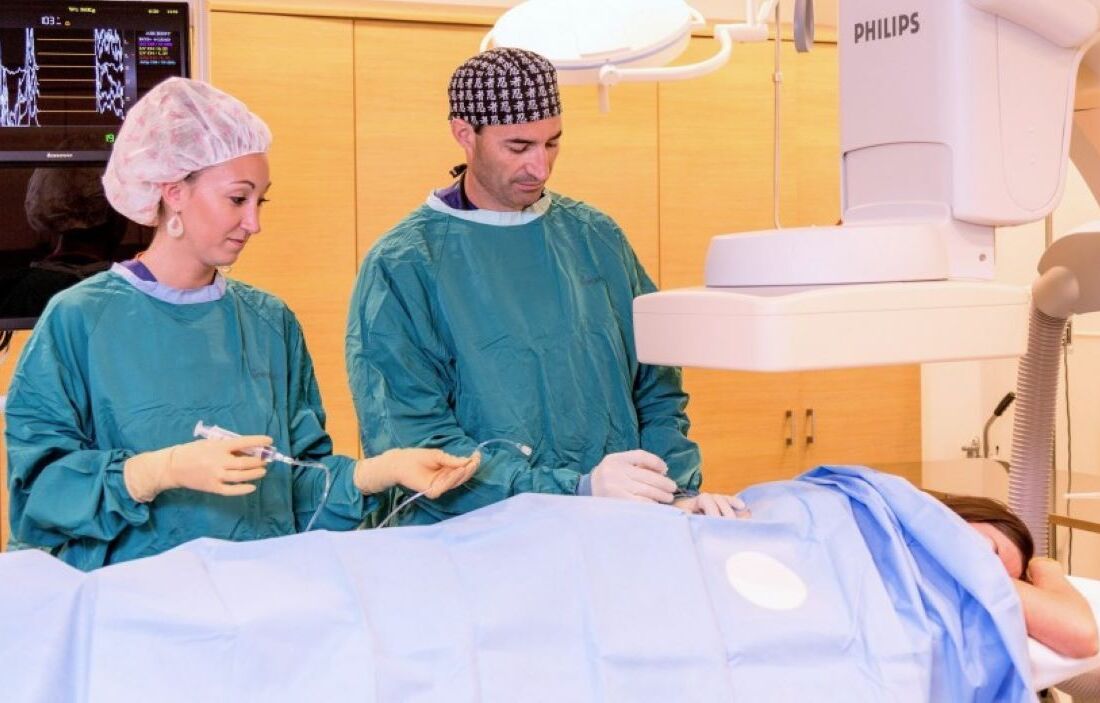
(376, 438, 532, 528)
(193, 421, 332, 532)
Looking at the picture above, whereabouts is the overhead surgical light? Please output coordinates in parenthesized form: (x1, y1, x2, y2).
(481, 0, 810, 110)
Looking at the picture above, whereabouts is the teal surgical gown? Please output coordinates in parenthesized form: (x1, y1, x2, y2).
(347, 193, 701, 525)
(5, 270, 378, 571)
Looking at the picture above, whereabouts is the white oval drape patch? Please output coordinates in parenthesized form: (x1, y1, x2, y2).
(725, 551, 808, 611)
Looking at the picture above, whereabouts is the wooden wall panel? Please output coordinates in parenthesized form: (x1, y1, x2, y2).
(658, 38, 841, 290)
(210, 12, 360, 456)
(550, 83, 660, 276)
(354, 21, 484, 255)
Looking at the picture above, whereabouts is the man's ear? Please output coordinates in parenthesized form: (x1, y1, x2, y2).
(450, 118, 477, 154)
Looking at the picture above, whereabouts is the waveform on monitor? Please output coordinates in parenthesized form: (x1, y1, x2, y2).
(0, 29, 41, 127)
(94, 28, 125, 118)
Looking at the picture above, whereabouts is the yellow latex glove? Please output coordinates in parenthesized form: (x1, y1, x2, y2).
(124, 435, 271, 502)
(354, 448, 480, 499)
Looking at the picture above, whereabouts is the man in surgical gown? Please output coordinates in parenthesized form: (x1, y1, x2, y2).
(347, 49, 743, 525)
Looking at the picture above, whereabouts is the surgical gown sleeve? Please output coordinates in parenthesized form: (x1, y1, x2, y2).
(619, 236, 702, 492)
(347, 252, 583, 522)
(282, 312, 381, 531)
(5, 297, 147, 550)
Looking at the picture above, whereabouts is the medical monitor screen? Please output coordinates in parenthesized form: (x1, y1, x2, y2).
(0, 164, 152, 330)
(0, 1, 190, 163)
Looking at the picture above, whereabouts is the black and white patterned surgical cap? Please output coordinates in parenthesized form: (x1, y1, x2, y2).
(448, 47, 562, 126)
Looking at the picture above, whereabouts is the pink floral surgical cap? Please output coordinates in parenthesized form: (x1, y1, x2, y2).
(102, 77, 272, 226)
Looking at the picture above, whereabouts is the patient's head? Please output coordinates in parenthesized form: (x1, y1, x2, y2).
(939, 494, 1033, 580)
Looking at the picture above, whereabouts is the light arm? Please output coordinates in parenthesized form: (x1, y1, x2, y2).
(1016, 558, 1100, 659)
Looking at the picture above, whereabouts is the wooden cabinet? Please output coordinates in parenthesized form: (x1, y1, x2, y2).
(800, 367, 921, 475)
(689, 366, 922, 494)
(684, 369, 802, 493)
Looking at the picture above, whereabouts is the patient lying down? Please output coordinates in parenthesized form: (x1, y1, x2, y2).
(940, 494, 1099, 659)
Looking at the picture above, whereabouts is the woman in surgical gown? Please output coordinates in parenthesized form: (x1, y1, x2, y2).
(4, 78, 478, 571)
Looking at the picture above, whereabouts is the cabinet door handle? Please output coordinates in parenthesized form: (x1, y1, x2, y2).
(784, 409, 794, 447)
(805, 408, 815, 445)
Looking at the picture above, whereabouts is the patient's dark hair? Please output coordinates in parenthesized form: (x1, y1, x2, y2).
(939, 494, 1035, 570)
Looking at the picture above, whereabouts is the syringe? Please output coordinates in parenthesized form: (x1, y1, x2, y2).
(193, 420, 332, 532)
(193, 420, 296, 465)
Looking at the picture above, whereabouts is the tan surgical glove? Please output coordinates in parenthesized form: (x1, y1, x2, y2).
(354, 448, 480, 499)
(123, 436, 272, 502)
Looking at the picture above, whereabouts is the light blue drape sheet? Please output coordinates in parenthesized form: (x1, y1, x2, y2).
(0, 466, 1034, 702)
